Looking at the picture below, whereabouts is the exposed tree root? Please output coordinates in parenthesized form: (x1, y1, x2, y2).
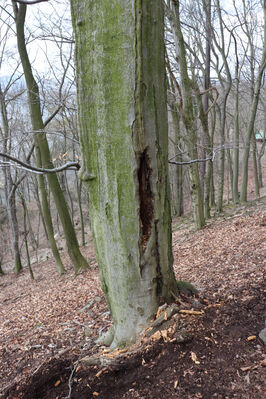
(81, 302, 195, 369)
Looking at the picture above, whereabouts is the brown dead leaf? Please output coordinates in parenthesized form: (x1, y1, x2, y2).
(93, 392, 100, 397)
(54, 379, 61, 387)
(103, 353, 115, 358)
(207, 303, 222, 308)
(76, 365, 82, 372)
(150, 331, 161, 341)
(247, 335, 256, 341)
(260, 359, 266, 367)
(161, 330, 169, 340)
(95, 369, 104, 378)
(118, 348, 128, 354)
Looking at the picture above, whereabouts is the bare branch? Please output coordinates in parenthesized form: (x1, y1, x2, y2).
(168, 157, 212, 166)
(12, 0, 50, 5)
(199, 87, 219, 115)
(168, 144, 233, 166)
(44, 105, 62, 127)
(0, 152, 80, 174)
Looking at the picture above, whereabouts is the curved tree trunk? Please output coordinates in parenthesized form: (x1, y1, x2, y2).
(13, 3, 89, 273)
(72, 0, 177, 348)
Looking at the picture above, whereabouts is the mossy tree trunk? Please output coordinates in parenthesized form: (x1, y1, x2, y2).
(173, 114, 184, 218)
(167, 79, 183, 218)
(13, 3, 89, 273)
(71, 0, 177, 348)
(36, 148, 66, 275)
(167, 0, 205, 230)
(232, 32, 240, 204)
(0, 85, 22, 273)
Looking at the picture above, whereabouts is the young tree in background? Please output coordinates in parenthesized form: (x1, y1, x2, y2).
(240, 0, 266, 202)
(166, 0, 205, 229)
(12, 2, 89, 273)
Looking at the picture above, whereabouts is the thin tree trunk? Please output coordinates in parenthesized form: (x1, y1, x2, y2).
(232, 49, 240, 203)
(36, 147, 66, 275)
(13, 3, 89, 272)
(240, 2, 266, 201)
(169, 0, 205, 229)
(21, 195, 34, 279)
(76, 176, 86, 246)
(252, 137, 260, 198)
(0, 86, 22, 273)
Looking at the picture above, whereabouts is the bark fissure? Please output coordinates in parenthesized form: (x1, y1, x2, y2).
(138, 149, 154, 250)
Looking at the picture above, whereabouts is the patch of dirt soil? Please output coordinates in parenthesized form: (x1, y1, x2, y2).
(1, 200, 266, 399)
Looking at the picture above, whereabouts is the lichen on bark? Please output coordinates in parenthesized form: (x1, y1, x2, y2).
(71, 0, 177, 348)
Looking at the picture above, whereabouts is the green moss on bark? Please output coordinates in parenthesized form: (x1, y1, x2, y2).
(72, 0, 176, 348)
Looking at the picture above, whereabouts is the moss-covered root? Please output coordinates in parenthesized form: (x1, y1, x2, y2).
(95, 326, 114, 347)
(176, 280, 198, 296)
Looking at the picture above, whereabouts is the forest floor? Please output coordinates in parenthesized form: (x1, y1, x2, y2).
(1, 198, 266, 399)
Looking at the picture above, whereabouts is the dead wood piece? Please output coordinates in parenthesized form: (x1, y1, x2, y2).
(151, 303, 180, 328)
(173, 327, 193, 343)
(146, 319, 175, 338)
(80, 353, 141, 370)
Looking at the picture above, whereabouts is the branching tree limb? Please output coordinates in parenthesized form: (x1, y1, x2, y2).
(0, 152, 80, 174)
(12, 0, 50, 5)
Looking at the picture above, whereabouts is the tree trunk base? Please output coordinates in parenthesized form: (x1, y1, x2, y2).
(81, 302, 196, 369)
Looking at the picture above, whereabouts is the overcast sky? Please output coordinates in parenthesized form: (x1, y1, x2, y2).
(0, 0, 72, 79)
(0, 0, 264, 81)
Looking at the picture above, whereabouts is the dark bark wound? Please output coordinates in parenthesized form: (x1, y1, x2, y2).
(138, 149, 153, 250)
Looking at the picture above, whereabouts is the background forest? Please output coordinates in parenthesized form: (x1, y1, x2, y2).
(0, 0, 265, 398)
(0, 0, 265, 275)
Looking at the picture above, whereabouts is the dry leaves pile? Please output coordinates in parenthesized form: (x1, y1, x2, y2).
(0, 246, 110, 394)
(0, 200, 265, 398)
(172, 204, 265, 296)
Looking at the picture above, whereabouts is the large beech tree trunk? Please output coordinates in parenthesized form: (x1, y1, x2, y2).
(71, 0, 177, 348)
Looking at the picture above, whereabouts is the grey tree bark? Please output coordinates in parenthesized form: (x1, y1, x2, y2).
(0, 85, 22, 273)
(71, 0, 178, 348)
(240, 0, 266, 201)
(13, 3, 89, 273)
(166, 0, 205, 229)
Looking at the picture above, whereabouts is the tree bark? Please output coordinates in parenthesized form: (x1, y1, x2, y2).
(240, 1, 266, 202)
(0, 85, 22, 273)
(13, 3, 89, 273)
(169, 0, 205, 229)
(71, 0, 177, 348)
